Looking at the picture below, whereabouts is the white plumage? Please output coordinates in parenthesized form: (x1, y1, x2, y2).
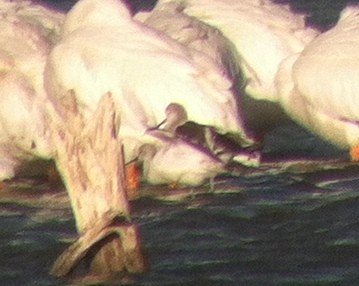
(45, 0, 254, 185)
(159, 0, 318, 101)
(139, 130, 224, 186)
(277, 5, 359, 155)
(136, 0, 260, 165)
(147, 0, 319, 139)
(0, 0, 63, 179)
(159, 0, 359, 158)
(135, 1, 240, 84)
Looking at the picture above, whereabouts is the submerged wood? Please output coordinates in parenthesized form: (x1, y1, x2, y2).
(48, 92, 146, 279)
(50, 212, 144, 277)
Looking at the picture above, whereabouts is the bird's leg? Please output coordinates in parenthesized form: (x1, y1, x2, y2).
(48, 91, 146, 282)
(125, 159, 141, 199)
(208, 176, 216, 192)
(168, 181, 179, 189)
(46, 160, 62, 183)
(0, 181, 4, 191)
(350, 145, 359, 161)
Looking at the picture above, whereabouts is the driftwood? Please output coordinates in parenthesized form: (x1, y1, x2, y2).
(48, 92, 146, 280)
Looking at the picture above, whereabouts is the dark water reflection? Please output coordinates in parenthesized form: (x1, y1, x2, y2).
(133, 168, 359, 285)
(1, 124, 359, 285)
(1, 1, 359, 285)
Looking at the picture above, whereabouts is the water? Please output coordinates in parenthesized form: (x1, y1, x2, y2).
(1, 123, 359, 285)
(2, 1, 359, 285)
(132, 162, 359, 285)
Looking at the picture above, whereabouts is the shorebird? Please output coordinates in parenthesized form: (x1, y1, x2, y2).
(145, 0, 319, 140)
(45, 0, 255, 186)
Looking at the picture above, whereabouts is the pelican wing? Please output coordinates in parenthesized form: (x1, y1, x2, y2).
(293, 6, 359, 122)
(168, 0, 318, 101)
(46, 0, 250, 152)
(0, 1, 63, 178)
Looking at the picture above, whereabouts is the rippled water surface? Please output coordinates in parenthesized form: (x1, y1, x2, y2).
(1, 123, 359, 286)
(2, 0, 359, 285)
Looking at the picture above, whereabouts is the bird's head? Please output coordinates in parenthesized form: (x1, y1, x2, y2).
(62, 0, 132, 36)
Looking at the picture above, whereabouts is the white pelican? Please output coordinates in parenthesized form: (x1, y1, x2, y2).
(0, 1, 145, 274)
(0, 0, 63, 180)
(135, 0, 241, 83)
(45, 0, 255, 185)
(136, 1, 261, 164)
(150, 0, 319, 137)
(139, 131, 225, 186)
(276, 5, 359, 160)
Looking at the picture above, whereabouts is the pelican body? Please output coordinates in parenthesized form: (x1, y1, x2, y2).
(147, 0, 319, 139)
(164, 0, 318, 101)
(139, 131, 225, 186)
(136, 0, 261, 166)
(277, 6, 359, 158)
(46, 0, 254, 185)
(0, 0, 63, 179)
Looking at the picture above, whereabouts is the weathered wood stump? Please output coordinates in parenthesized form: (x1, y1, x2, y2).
(48, 92, 146, 280)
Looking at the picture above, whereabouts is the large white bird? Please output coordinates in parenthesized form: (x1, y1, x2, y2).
(135, 0, 240, 83)
(151, 0, 319, 137)
(0, 0, 63, 180)
(135, 0, 260, 164)
(276, 5, 359, 161)
(139, 130, 225, 186)
(45, 0, 256, 185)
